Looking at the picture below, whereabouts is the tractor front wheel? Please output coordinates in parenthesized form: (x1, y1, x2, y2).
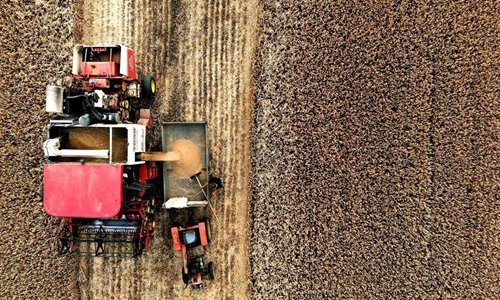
(182, 268, 190, 284)
(208, 262, 215, 280)
(142, 75, 156, 99)
(205, 219, 212, 243)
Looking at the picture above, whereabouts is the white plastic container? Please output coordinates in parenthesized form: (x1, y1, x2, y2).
(46, 85, 64, 113)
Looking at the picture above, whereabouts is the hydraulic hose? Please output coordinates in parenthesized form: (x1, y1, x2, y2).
(66, 94, 86, 99)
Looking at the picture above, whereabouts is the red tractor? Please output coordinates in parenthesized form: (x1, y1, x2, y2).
(171, 220, 215, 288)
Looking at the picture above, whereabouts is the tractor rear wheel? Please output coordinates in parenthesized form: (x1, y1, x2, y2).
(142, 75, 156, 99)
(208, 262, 215, 280)
(133, 231, 145, 257)
(204, 219, 212, 243)
(182, 268, 190, 284)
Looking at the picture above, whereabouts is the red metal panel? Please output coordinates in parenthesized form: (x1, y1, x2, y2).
(198, 222, 208, 246)
(171, 227, 181, 251)
(44, 164, 123, 218)
(93, 78, 110, 88)
(127, 49, 137, 79)
(82, 62, 120, 77)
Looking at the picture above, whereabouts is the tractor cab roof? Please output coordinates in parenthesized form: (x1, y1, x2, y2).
(72, 44, 137, 80)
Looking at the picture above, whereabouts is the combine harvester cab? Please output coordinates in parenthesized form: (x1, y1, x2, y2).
(43, 44, 163, 257)
(43, 123, 160, 257)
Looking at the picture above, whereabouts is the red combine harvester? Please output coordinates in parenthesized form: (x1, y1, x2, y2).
(43, 44, 161, 256)
(43, 44, 217, 288)
(171, 220, 215, 288)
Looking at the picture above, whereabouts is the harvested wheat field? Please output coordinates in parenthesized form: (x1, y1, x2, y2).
(74, 0, 257, 299)
(0, 0, 498, 299)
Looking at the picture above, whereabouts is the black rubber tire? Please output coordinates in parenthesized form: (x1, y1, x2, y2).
(182, 268, 190, 284)
(142, 75, 156, 98)
(205, 220, 212, 243)
(133, 230, 145, 257)
(57, 238, 69, 255)
(133, 240, 143, 257)
(208, 262, 215, 280)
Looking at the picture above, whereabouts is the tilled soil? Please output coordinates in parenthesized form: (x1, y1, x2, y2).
(250, 1, 499, 299)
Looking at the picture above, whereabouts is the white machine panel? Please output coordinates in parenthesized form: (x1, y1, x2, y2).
(45, 123, 146, 165)
(126, 124, 146, 164)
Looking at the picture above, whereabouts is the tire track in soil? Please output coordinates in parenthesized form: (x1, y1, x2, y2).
(77, 1, 259, 299)
(223, 3, 240, 297)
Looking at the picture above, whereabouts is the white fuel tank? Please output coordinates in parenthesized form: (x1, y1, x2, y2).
(46, 85, 64, 113)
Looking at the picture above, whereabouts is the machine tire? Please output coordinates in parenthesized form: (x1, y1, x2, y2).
(208, 262, 215, 280)
(57, 238, 70, 255)
(133, 231, 145, 257)
(182, 268, 190, 284)
(142, 75, 156, 98)
(204, 220, 212, 243)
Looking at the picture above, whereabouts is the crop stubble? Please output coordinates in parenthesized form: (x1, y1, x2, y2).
(1, 0, 498, 299)
(76, 0, 258, 299)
